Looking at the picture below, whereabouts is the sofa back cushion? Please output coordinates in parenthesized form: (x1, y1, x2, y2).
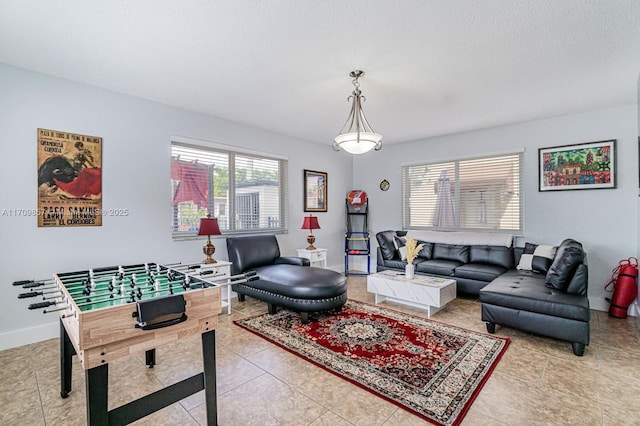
(417, 241, 433, 259)
(433, 243, 469, 263)
(469, 245, 514, 269)
(226, 235, 281, 274)
(396, 235, 434, 260)
(376, 230, 408, 260)
(513, 246, 524, 265)
(545, 239, 586, 292)
(565, 263, 589, 296)
(376, 230, 398, 260)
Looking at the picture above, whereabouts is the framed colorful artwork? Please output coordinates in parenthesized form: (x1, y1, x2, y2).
(538, 139, 616, 191)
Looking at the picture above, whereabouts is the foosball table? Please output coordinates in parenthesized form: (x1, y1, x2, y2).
(14, 261, 256, 425)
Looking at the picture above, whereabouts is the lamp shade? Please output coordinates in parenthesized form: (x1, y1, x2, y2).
(301, 215, 320, 230)
(334, 132, 383, 155)
(198, 216, 221, 236)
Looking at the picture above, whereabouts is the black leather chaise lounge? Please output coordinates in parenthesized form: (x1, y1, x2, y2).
(226, 235, 347, 323)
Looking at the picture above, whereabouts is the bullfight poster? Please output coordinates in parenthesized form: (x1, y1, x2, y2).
(37, 128, 102, 227)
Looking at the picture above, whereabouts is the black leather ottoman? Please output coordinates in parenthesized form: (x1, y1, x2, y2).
(233, 264, 348, 323)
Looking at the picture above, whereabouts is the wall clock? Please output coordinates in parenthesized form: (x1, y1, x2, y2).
(379, 179, 390, 191)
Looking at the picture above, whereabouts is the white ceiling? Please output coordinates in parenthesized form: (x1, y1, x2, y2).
(1, 0, 639, 145)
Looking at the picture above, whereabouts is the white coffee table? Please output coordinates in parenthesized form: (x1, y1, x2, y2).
(367, 270, 457, 317)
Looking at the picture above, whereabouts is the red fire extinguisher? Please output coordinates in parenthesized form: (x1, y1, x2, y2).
(605, 257, 638, 318)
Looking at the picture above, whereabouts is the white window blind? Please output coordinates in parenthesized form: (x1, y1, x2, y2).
(171, 142, 288, 237)
(402, 153, 523, 232)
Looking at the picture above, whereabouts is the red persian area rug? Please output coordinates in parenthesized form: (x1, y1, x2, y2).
(234, 300, 509, 426)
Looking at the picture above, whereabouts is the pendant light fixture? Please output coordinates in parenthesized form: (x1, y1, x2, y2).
(332, 70, 382, 154)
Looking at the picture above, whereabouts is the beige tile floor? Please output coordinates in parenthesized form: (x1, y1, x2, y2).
(2, 276, 640, 425)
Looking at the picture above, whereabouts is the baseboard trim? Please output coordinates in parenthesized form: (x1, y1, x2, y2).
(589, 296, 608, 313)
(0, 296, 631, 351)
(326, 264, 344, 273)
(0, 321, 58, 351)
(589, 297, 638, 317)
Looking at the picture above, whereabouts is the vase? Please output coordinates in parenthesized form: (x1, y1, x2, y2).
(405, 263, 415, 279)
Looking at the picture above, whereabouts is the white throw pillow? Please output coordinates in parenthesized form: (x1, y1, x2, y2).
(517, 243, 557, 273)
(393, 235, 407, 260)
(393, 235, 406, 250)
(398, 245, 407, 261)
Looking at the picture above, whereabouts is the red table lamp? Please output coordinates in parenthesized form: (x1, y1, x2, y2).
(198, 215, 222, 264)
(301, 215, 320, 250)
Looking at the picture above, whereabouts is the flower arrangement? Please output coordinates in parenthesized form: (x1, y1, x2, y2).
(405, 236, 424, 264)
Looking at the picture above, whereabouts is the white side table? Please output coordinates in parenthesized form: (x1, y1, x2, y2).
(296, 248, 327, 268)
(200, 260, 232, 314)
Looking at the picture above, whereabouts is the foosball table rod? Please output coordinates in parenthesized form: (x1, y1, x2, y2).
(71, 272, 258, 308)
(19, 272, 258, 318)
(15, 268, 199, 307)
(58, 265, 208, 297)
(11, 262, 217, 292)
(12, 279, 54, 288)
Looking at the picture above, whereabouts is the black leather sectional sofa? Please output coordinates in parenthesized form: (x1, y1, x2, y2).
(375, 230, 590, 355)
(376, 230, 515, 294)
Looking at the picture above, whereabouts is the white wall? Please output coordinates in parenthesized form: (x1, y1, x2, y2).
(2, 62, 635, 349)
(354, 104, 638, 311)
(0, 64, 353, 349)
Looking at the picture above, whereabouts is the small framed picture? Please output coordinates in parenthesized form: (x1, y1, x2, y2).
(539, 139, 616, 191)
(304, 169, 327, 212)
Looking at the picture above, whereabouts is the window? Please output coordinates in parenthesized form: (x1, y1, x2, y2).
(171, 140, 288, 237)
(402, 153, 523, 232)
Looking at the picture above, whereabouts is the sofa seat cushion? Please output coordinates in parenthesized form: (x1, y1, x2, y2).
(416, 259, 463, 276)
(455, 263, 507, 282)
(255, 264, 347, 299)
(479, 270, 589, 322)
